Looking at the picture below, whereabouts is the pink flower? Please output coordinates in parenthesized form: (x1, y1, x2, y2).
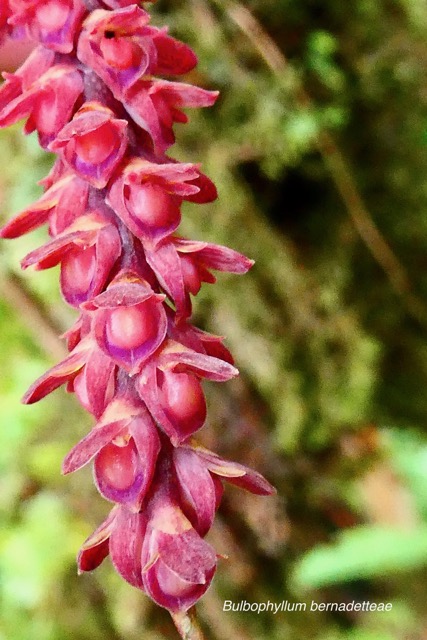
(0, 62, 83, 147)
(49, 102, 128, 187)
(136, 339, 238, 444)
(124, 79, 219, 154)
(78, 459, 219, 613)
(63, 396, 160, 510)
(112, 453, 218, 612)
(21, 211, 121, 306)
(146, 237, 254, 318)
(78, 6, 197, 100)
(107, 157, 216, 248)
(173, 443, 275, 536)
(9, 0, 86, 53)
(84, 270, 168, 373)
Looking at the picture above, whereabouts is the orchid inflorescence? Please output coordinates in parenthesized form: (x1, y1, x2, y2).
(0, 0, 275, 615)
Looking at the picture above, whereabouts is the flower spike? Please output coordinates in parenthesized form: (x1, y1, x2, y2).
(0, 0, 275, 625)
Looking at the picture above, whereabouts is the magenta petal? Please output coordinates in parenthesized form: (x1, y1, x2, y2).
(137, 364, 181, 444)
(77, 506, 118, 573)
(60, 224, 122, 308)
(130, 413, 161, 499)
(173, 448, 216, 536)
(0, 173, 80, 239)
(21, 228, 99, 270)
(153, 29, 197, 76)
(145, 243, 189, 319)
(22, 340, 91, 404)
(175, 238, 254, 274)
(77, 345, 116, 417)
(62, 420, 126, 475)
(93, 413, 160, 509)
(0, 200, 52, 239)
(157, 529, 216, 584)
(109, 506, 147, 589)
(89, 223, 122, 294)
(86, 271, 163, 309)
(153, 80, 219, 109)
(159, 348, 239, 382)
(183, 172, 218, 204)
(193, 446, 276, 496)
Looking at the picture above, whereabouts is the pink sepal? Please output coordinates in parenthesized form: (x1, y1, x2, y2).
(77, 505, 119, 574)
(190, 443, 276, 496)
(109, 506, 147, 589)
(0, 64, 83, 147)
(0, 174, 88, 239)
(173, 447, 217, 536)
(22, 337, 92, 404)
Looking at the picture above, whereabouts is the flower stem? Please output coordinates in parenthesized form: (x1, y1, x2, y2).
(170, 608, 205, 640)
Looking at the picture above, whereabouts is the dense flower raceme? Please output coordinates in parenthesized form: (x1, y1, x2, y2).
(0, 0, 275, 614)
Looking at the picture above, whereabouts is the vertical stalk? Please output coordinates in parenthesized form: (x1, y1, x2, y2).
(170, 608, 206, 640)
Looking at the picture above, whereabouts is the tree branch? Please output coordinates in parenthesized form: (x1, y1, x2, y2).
(0, 269, 68, 361)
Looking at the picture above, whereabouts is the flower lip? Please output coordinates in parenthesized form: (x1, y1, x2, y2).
(87, 271, 168, 373)
(50, 102, 128, 188)
(94, 437, 147, 507)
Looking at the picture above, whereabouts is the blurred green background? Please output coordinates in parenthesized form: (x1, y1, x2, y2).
(1, 0, 427, 638)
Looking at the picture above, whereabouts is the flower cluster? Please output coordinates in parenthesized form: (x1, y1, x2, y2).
(0, 0, 275, 613)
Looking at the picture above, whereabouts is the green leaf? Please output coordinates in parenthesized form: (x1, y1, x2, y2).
(292, 525, 427, 590)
